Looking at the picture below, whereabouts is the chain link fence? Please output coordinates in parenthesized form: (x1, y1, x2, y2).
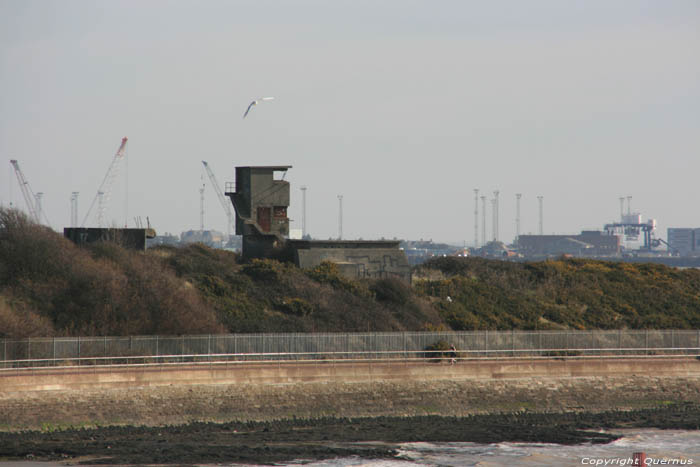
(2, 330, 700, 369)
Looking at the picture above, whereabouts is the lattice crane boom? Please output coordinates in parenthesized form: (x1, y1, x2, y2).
(82, 137, 128, 227)
(201, 161, 234, 238)
(9, 159, 41, 223)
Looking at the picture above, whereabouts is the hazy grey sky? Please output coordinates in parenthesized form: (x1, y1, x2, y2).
(1, 0, 699, 244)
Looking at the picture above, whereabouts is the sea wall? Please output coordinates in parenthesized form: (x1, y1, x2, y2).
(2, 358, 700, 430)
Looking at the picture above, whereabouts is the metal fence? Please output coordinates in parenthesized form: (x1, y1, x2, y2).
(2, 330, 700, 369)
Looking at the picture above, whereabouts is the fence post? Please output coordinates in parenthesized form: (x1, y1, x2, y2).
(618, 329, 622, 354)
(485, 330, 488, 357)
(28, 337, 31, 361)
(403, 332, 407, 360)
(672, 329, 675, 351)
(77, 336, 80, 366)
(156, 335, 159, 358)
(208, 334, 211, 362)
(53, 337, 56, 366)
(645, 329, 649, 355)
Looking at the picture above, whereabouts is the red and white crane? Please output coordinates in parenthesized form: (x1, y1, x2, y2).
(82, 137, 128, 227)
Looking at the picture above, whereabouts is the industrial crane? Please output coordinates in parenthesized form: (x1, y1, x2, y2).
(82, 137, 128, 227)
(201, 161, 234, 239)
(9, 159, 47, 225)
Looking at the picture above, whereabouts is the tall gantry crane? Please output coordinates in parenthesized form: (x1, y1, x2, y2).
(9, 159, 45, 224)
(82, 137, 128, 227)
(201, 161, 234, 238)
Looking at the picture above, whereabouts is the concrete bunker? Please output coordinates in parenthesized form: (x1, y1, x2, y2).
(63, 227, 156, 251)
(226, 166, 410, 281)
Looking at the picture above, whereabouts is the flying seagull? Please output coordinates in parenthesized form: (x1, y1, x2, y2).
(243, 97, 275, 119)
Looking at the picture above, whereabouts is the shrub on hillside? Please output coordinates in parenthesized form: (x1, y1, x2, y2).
(0, 208, 224, 337)
(305, 261, 371, 298)
(276, 297, 314, 317)
(90, 242, 224, 335)
(0, 209, 73, 283)
(417, 256, 700, 330)
(423, 340, 459, 362)
(157, 243, 239, 278)
(0, 295, 54, 338)
(370, 278, 411, 305)
(242, 259, 285, 282)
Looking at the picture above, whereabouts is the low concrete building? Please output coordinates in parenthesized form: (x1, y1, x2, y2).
(226, 165, 410, 281)
(64, 227, 156, 251)
(288, 239, 410, 280)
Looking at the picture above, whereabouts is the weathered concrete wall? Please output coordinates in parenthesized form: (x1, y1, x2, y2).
(229, 166, 291, 241)
(2, 358, 700, 430)
(290, 240, 411, 280)
(3, 358, 700, 392)
(63, 228, 156, 251)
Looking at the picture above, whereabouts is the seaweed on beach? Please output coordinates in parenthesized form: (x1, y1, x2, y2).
(1, 406, 699, 465)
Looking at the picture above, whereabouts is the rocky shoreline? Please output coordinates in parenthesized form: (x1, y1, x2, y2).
(2, 375, 700, 464)
(4, 376, 700, 430)
(1, 405, 699, 465)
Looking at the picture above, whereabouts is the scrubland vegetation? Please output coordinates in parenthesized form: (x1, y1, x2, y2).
(414, 257, 700, 330)
(0, 208, 222, 337)
(1, 207, 699, 338)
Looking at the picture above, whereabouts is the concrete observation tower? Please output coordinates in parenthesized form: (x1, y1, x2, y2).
(225, 166, 410, 281)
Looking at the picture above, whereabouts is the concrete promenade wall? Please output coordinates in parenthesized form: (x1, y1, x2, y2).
(3, 357, 700, 392)
(2, 358, 700, 430)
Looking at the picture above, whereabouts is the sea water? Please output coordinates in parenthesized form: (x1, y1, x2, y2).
(282, 429, 700, 467)
(3, 429, 698, 467)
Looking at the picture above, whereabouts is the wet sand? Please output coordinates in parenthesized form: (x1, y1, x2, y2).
(1, 404, 699, 465)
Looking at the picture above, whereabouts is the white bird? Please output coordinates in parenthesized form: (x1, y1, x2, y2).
(243, 97, 275, 118)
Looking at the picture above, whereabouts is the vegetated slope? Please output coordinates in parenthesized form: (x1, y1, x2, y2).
(414, 256, 700, 330)
(0, 207, 443, 337)
(2, 206, 699, 338)
(153, 244, 443, 333)
(0, 208, 223, 337)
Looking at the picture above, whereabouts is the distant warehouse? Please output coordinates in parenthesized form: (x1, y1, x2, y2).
(517, 231, 620, 258)
(667, 228, 700, 256)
